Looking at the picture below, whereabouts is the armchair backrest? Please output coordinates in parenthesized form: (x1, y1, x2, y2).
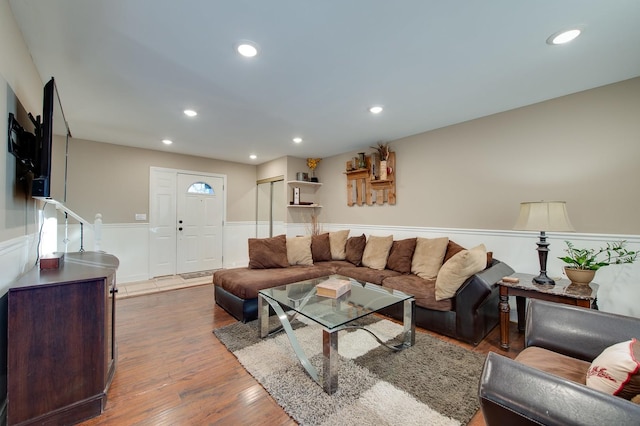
(525, 300, 640, 361)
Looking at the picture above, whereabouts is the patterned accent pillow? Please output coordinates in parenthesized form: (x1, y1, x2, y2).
(287, 236, 313, 266)
(248, 234, 289, 269)
(586, 339, 640, 400)
(345, 234, 367, 266)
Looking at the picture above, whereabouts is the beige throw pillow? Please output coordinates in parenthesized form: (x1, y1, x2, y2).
(435, 244, 487, 301)
(286, 236, 313, 266)
(411, 237, 449, 280)
(361, 235, 394, 270)
(329, 230, 350, 260)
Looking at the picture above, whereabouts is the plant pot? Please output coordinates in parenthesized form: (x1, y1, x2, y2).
(564, 267, 596, 285)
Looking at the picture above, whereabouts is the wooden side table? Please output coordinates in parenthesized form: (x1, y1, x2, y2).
(497, 272, 599, 349)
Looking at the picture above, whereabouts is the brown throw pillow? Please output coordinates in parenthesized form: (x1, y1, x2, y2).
(248, 234, 289, 269)
(311, 233, 332, 262)
(386, 238, 417, 274)
(345, 234, 367, 266)
(443, 240, 466, 264)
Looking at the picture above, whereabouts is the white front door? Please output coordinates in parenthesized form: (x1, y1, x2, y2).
(176, 173, 224, 274)
(149, 168, 225, 278)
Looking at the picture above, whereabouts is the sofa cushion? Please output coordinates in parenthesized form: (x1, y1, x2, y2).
(586, 339, 640, 400)
(345, 234, 367, 266)
(287, 236, 313, 266)
(329, 230, 350, 260)
(313, 260, 355, 274)
(362, 235, 394, 270)
(338, 266, 402, 286)
(213, 265, 331, 299)
(516, 346, 591, 384)
(435, 244, 487, 301)
(411, 237, 449, 280)
(382, 275, 453, 311)
(386, 238, 417, 274)
(248, 234, 289, 269)
(311, 233, 332, 262)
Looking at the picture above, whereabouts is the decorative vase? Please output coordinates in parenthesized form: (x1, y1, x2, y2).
(380, 160, 388, 180)
(564, 267, 596, 285)
(358, 152, 366, 169)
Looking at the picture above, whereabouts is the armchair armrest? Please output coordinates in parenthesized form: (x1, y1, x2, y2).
(526, 300, 640, 361)
(479, 352, 640, 426)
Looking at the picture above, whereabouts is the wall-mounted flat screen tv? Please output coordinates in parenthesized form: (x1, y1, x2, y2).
(7, 77, 71, 198)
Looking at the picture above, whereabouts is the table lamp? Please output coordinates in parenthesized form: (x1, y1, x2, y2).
(513, 201, 575, 285)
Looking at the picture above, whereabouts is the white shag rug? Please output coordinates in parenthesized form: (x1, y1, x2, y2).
(214, 316, 485, 426)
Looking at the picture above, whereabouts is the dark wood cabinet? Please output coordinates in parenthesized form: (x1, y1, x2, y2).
(7, 252, 118, 425)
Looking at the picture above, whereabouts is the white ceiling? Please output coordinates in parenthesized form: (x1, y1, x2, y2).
(9, 0, 640, 165)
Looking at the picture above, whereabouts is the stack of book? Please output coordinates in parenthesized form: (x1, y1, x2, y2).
(316, 278, 351, 298)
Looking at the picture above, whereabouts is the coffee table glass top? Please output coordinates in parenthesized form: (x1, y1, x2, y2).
(258, 274, 413, 330)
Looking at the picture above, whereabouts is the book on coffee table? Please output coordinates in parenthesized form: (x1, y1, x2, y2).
(316, 278, 351, 298)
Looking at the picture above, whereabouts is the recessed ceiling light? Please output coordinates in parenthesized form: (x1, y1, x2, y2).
(162, 139, 173, 145)
(369, 106, 383, 114)
(249, 154, 257, 160)
(236, 41, 259, 58)
(293, 137, 303, 143)
(547, 29, 581, 45)
(184, 109, 197, 117)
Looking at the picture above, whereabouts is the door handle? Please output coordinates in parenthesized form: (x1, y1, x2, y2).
(178, 227, 183, 231)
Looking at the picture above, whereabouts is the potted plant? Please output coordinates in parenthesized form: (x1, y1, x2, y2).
(558, 240, 638, 285)
(306, 157, 321, 182)
(370, 142, 390, 180)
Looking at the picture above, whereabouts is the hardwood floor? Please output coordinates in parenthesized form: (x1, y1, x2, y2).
(80, 284, 524, 426)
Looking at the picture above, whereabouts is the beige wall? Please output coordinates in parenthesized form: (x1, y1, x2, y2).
(0, 0, 43, 243)
(317, 77, 640, 235)
(52, 138, 257, 223)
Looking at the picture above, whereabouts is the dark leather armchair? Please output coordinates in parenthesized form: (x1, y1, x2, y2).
(478, 299, 640, 426)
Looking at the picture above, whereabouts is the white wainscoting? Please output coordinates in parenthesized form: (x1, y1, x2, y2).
(319, 224, 640, 318)
(42, 220, 639, 317)
(56, 221, 258, 282)
(0, 234, 38, 294)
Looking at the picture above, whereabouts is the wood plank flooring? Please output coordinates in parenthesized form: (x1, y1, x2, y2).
(80, 284, 524, 426)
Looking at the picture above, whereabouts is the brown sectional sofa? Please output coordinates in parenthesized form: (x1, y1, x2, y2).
(214, 233, 514, 345)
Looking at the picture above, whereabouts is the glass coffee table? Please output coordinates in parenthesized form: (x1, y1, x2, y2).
(258, 274, 415, 394)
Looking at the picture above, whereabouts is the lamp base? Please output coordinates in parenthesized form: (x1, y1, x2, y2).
(532, 273, 555, 286)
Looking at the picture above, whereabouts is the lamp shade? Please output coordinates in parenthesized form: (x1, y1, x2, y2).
(513, 201, 575, 232)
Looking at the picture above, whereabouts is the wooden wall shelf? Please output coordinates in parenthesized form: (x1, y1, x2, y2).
(344, 151, 396, 206)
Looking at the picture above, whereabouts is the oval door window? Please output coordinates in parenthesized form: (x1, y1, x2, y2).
(187, 182, 215, 195)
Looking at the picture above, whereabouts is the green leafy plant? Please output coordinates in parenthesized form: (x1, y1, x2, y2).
(559, 240, 638, 270)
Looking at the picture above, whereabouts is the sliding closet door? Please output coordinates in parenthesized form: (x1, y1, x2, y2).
(256, 177, 284, 238)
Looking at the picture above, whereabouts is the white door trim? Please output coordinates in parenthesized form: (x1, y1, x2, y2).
(148, 166, 227, 278)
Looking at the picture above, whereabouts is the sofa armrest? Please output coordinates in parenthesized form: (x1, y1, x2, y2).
(526, 300, 640, 361)
(479, 352, 640, 426)
(455, 259, 514, 312)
